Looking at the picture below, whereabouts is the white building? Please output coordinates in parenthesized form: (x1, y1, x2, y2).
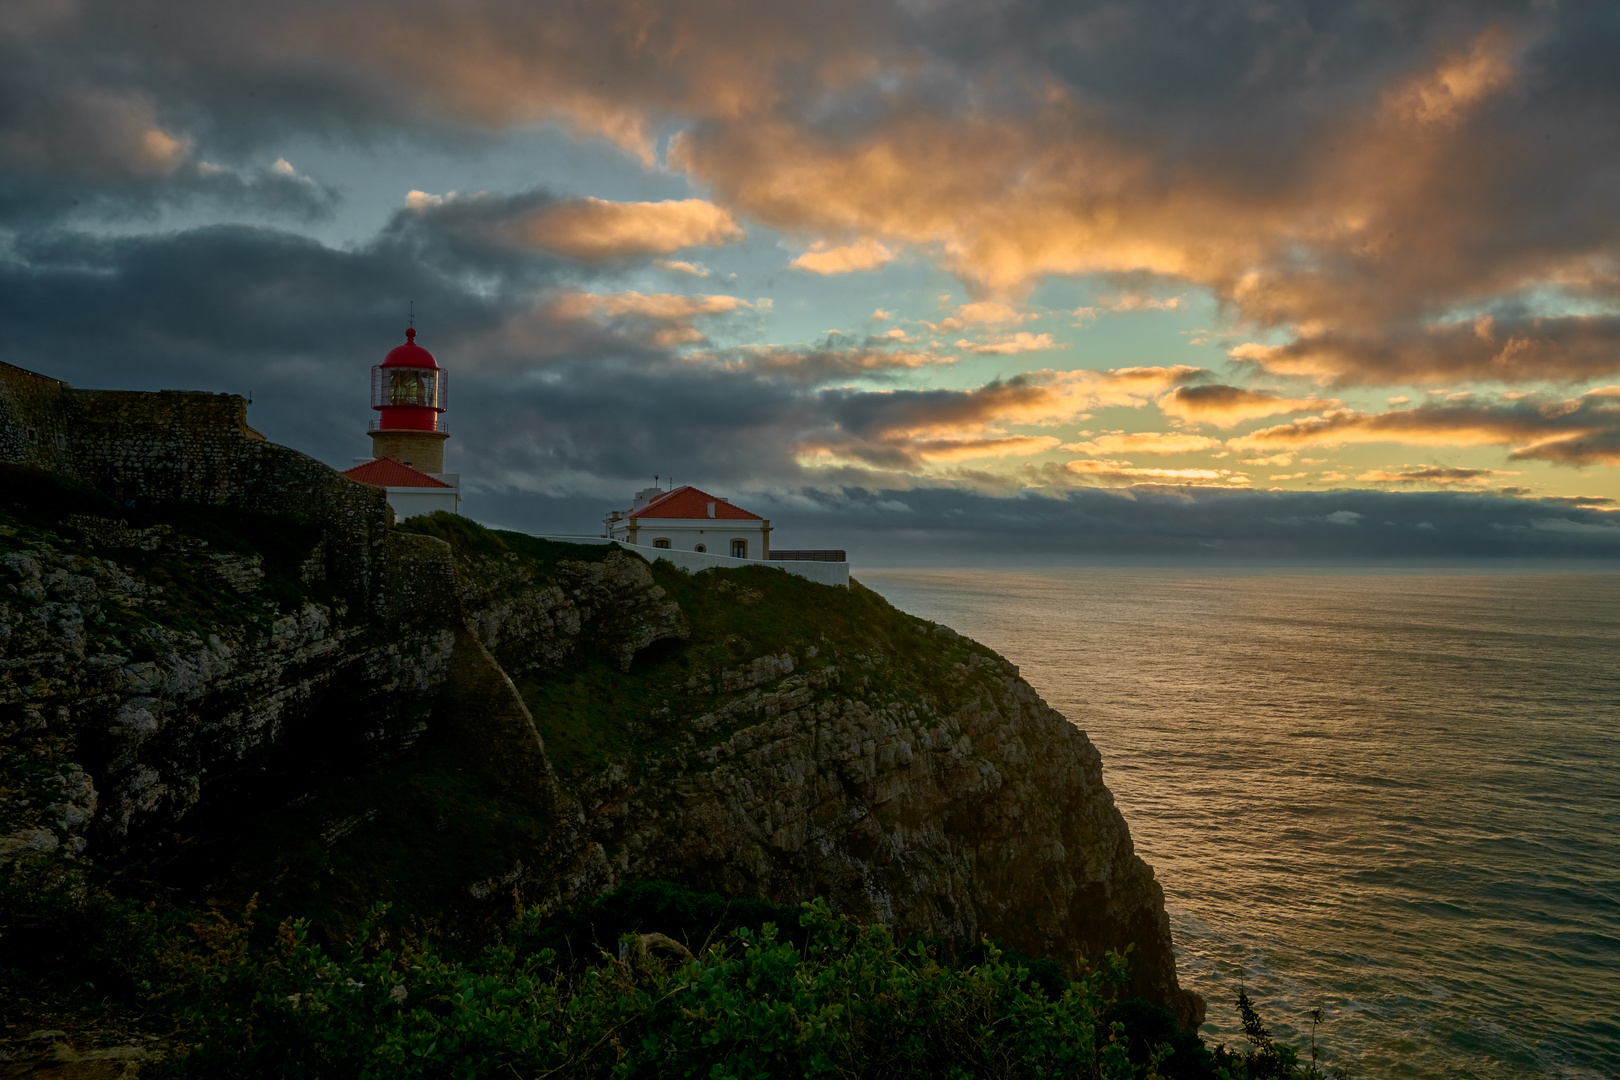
(606, 485, 771, 559)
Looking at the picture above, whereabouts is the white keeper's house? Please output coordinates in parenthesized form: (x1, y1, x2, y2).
(603, 485, 848, 585)
(606, 485, 769, 559)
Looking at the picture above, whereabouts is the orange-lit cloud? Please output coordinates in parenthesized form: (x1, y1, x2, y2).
(957, 331, 1056, 355)
(793, 365, 1204, 470)
(1232, 395, 1620, 466)
(517, 198, 744, 260)
(1063, 460, 1250, 487)
(1230, 315, 1620, 387)
(1158, 385, 1343, 428)
(912, 435, 1063, 462)
(657, 259, 710, 276)
(789, 238, 895, 274)
(1061, 431, 1223, 456)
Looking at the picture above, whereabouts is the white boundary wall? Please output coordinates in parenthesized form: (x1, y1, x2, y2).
(388, 486, 461, 520)
(530, 535, 848, 587)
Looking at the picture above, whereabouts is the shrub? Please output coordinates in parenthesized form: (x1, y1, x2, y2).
(154, 898, 1157, 1079)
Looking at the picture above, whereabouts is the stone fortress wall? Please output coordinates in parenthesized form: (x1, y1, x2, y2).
(0, 360, 407, 615)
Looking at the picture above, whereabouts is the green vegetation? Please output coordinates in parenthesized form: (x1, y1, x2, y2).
(1, 870, 1337, 1079)
(399, 513, 616, 580)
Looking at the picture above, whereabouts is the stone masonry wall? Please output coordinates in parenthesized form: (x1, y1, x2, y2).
(0, 361, 396, 613)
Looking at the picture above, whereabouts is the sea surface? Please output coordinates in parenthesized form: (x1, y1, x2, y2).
(859, 567, 1620, 1080)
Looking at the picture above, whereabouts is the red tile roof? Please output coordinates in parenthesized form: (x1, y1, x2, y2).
(342, 457, 451, 488)
(628, 485, 763, 521)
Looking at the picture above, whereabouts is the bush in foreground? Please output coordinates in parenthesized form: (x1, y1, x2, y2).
(3, 867, 1341, 1079)
(157, 898, 1156, 1079)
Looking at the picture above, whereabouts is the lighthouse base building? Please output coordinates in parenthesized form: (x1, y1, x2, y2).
(342, 456, 461, 520)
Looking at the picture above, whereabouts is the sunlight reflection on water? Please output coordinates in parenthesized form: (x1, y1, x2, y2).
(860, 567, 1620, 1080)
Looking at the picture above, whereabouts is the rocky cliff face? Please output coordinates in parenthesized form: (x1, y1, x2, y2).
(2, 481, 1201, 1030)
(0, 483, 455, 859)
(426, 530, 1202, 1027)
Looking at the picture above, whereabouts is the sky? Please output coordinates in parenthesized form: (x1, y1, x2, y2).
(4, 0, 1620, 562)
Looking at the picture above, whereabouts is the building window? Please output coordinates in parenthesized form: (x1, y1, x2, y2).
(730, 539, 747, 558)
(693, 543, 707, 553)
(653, 538, 671, 549)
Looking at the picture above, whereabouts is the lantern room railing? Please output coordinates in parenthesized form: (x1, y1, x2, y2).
(371, 365, 448, 412)
(369, 417, 449, 433)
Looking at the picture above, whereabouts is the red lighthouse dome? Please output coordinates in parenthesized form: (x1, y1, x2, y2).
(371, 327, 447, 433)
(381, 327, 439, 371)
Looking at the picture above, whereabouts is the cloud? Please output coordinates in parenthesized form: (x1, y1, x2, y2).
(714, 342, 955, 382)
(952, 301, 1035, 326)
(552, 291, 749, 321)
(1355, 465, 1519, 487)
(727, 486, 1620, 565)
(656, 259, 711, 276)
(1158, 385, 1342, 428)
(957, 331, 1056, 355)
(1230, 314, 1620, 387)
(549, 290, 751, 347)
(793, 365, 1203, 470)
(910, 435, 1063, 462)
(1061, 432, 1223, 456)
(1099, 293, 1184, 312)
(789, 238, 896, 274)
(515, 198, 744, 260)
(1231, 394, 1620, 466)
(1063, 460, 1249, 487)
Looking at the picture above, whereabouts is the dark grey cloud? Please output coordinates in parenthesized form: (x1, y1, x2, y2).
(0, 210, 973, 490)
(0, 204, 600, 467)
(1237, 313, 1620, 386)
(464, 483, 1620, 564)
(0, 23, 342, 225)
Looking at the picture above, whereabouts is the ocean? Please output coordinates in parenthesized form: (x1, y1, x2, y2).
(858, 567, 1620, 1080)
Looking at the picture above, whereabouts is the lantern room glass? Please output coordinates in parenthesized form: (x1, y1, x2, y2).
(371, 365, 447, 413)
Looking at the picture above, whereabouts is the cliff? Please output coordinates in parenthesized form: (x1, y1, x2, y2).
(0, 369, 1203, 1029)
(419, 514, 1197, 1023)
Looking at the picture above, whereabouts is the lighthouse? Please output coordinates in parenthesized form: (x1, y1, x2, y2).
(341, 327, 462, 519)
